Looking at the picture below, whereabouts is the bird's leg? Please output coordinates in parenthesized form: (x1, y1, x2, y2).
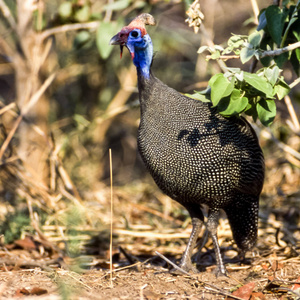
(179, 216, 203, 273)
(176, 204, 204, 273)
(207, 208, 228, 277)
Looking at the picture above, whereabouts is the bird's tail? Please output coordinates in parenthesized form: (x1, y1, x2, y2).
(224, 195, 259, 251)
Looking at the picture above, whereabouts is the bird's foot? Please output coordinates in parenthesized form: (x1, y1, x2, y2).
(213, 266, 228, 278)
(170, 261, 198, 275)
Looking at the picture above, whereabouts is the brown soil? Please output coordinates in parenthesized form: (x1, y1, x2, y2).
(0, 211, 299, 300)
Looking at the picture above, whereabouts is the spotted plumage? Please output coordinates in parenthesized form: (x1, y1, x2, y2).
(110, 13, 265, 276)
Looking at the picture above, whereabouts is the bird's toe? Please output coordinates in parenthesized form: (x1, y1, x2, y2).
(170, 261, 199, 275)
(213, 266, 228, 278)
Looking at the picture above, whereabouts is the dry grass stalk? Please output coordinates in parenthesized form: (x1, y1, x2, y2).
(40, 21, 100, 42)
(284, 95, 300, 133)
(129, 202, 183, 226)
(0, 73, 55, 162)
(113, 229, 194, 240)
(109, 148, 113, 287)
(0, 103, 16, 116)
(261, 128, 300, 166)
(155, 251, 245, 300)
(250, 0, 260, 24)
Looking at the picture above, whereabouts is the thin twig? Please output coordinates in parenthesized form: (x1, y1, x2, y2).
(40, 21, 100, 41)
(130, 202, 183, 225)
(109, 148, 113, 287)
(57, 270, 92, 290)
(271, 287, 300, 298)
(0, 103, 16, 116)
(260, 41, 300, 58)
(155, 251, 191, 276)
(113, 229, 192, 239)
(0, 115, 22, 161)
(104, 0, 114, 23)
(261, 128, 300, 160)
(289, 77, 300, 89)
(206, 54, 239, 60)
(0, 258, 56, 272)
(0, 0, 16, 30)
(0, 73, 55, 161)
(210, 41, 300, 62)
(250, 0, 259, 25)
(200, 25, 228, 73)
(284, 95, 300, 133)
(155, 251, 244, 300)
(21, 73, 56, 115)
(100, 258, 153, 280)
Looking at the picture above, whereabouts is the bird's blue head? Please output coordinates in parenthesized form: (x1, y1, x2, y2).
(110, 14, 156, 79)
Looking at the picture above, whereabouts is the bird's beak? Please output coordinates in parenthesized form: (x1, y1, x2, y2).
(109, 34, 122, 45)
(110, 33, 124, 58)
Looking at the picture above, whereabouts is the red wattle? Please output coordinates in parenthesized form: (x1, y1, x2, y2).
(120, 46, 123, 59)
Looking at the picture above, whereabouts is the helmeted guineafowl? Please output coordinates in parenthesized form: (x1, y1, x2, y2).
(110, 13, 265, 276)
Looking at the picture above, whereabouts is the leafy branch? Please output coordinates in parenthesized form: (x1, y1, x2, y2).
(204, 40, 300, 60)
(187, 65, 290, 126)
(192, 1, 300, 127)
(260, 40, 300, 57)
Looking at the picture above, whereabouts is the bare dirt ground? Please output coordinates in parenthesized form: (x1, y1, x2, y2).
(0, 192, 299, 300)
(0, 243, 299, 299)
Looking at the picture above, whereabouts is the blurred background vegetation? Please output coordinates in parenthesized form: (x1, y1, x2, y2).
(0, 0, 299, 262)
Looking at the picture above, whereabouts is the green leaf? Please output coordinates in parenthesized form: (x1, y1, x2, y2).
(58, 2, 72, 19)
(293, 30, 300, 42)
(244, 102, 258, 122)
(240, 47, 255, 64)
(222, 47, 233, 55)
(73, 31, 91, 49)
(211, 51, 220, 59)
(74, 5, 90, 22)
(257, 10, 267, 31)
(198, 46, 209, 54)
(265, 5, 286, 45)
(228, 35, 246, 47)
(97, 21, 120, 59)
(185, 93, 211, 103)
(296, 48, 300, 62)
(73, 114, 90, 130)
(248, 31, 263, 47)
(209, 74, 234, 106)
(256, 99, 276, 126)
(274, 78, 290, 100)
(226, 67, 242, 74)
(243, 72, 273, 97)
(103, 0, 130, 11)
(218, 89, 249, 116)
(134, 1, 146, 9)
(264, 66, 280, 86)
(290, 51, 300, 76)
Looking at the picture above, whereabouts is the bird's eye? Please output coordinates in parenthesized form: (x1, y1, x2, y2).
(131, 31, 139, 38)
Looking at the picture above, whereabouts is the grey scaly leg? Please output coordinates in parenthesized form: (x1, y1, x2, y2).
(177, 204, 204, 272)
(207, 208, 227, 276)
(179, 216, 203, 272)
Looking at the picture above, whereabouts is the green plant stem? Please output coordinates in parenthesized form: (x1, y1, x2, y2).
(280, 0, 300, 48)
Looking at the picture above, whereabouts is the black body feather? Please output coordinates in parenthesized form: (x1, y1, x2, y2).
(137, 73, 264, 275)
